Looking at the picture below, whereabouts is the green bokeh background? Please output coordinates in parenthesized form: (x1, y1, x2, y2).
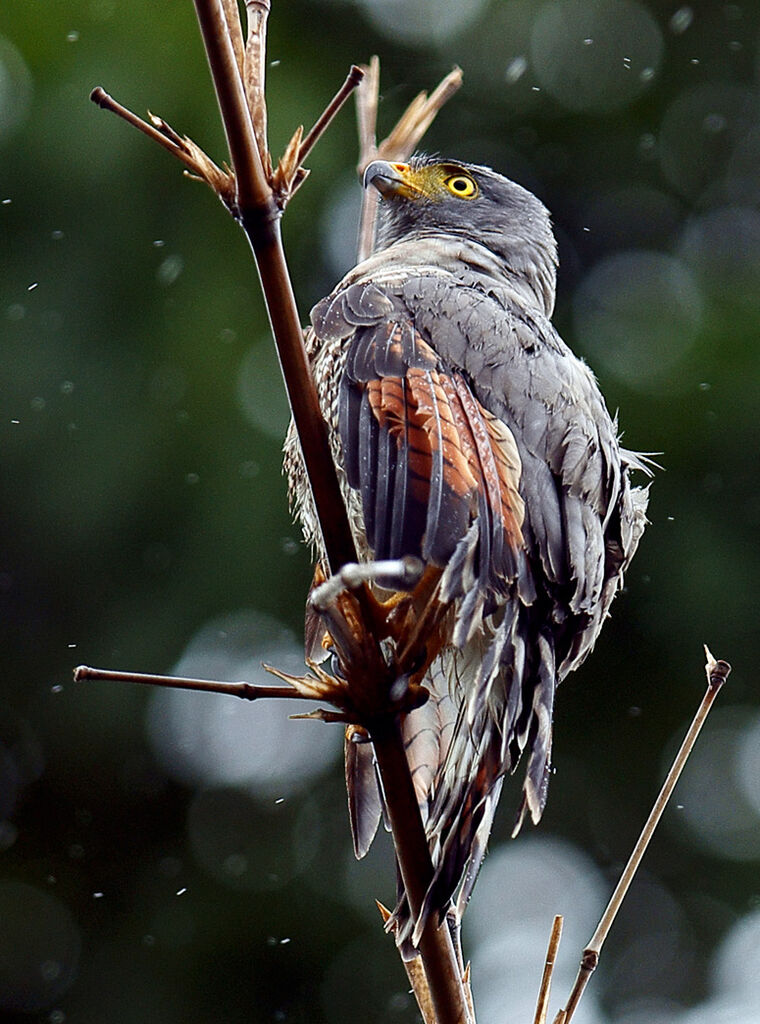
(1, 2, 759, 1022)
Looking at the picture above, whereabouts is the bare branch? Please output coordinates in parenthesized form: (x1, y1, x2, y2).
(193, 0, 269, 212)
(534, 916, 563, 1024)
(354, 61, 463, 261)
(243, 0, 271, 174)
(355, 54, 380, 170)
(557, 648, 731, 1023)
(89, 87, 234, 204)
(221, 0, 246, 78)
(377, 66, 463, 164)
(377, 901, 437, 1024)
(299, 65, 365, 166)
(370, 714, 472, 1023)
(74, 664, 303, 701)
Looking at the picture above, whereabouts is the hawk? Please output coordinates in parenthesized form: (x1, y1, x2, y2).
(284, 156, 649, 950)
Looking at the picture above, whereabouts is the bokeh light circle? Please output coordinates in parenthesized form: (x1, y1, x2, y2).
(530, 0, 662, 113)
(466, 836, 608, 1023)
(0, 37, 33, 141)
(572, 250, 702, 389)
(666, 707, 760, 862)
(354, 0, 487, 46)
(659, 84, 760, 202)
(146, 609, 341, 797)
(0, 882, 80, 1013)
(678, 205, 760, 315)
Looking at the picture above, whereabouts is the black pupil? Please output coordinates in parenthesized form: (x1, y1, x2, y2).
(453, 179, 467, 191)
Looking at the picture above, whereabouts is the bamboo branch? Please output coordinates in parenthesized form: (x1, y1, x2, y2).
(534, 916, 563, 1024)
(243, 0, 271, 174)
(300, 65, 365, 166)
(555, 647, 731, 1024)
(74, 665, 305, 701)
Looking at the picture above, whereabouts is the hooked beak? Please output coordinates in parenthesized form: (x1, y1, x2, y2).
(362, 160, 424, 200)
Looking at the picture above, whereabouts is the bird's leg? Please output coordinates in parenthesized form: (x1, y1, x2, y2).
(309, 556, 425, 612)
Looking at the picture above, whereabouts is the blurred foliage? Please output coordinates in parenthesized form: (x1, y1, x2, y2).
(1, 1, 759, 1022)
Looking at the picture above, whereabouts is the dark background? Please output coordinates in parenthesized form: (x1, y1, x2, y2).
(1, 2, 759, 1022)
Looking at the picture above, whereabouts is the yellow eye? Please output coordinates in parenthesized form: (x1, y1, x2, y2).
(445, 174, 478, 198)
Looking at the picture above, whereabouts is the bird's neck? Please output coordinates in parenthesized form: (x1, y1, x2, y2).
(349, 235, 555, 317)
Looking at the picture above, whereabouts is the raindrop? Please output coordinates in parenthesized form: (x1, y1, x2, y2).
(156, 254, 184, 286)
(27, 282, 38, 291)
(175, 887, 187, 896)
(92, 892, 104, 899)
(505, 56, 527, 84)
(31, 396, 46, 409)
(573, 250, 702, 391)
(185, 472, 199, 485)
(51, 230, 64, 240)
(66, 30, 79, 42)
(51, 685, 63, 694)
(59, 381, 74, 395)
(669, 6, 693, 34)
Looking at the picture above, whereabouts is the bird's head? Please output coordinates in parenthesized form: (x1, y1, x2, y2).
(363, 155, 558, 314)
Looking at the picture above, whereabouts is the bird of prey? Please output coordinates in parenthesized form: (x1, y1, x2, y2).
(284, 156, 649, 951)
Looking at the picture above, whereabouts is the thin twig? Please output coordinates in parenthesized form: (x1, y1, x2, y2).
(74, 665, 305, 701)
(355, 56, 381, 262)
(377, 66, 463, 164)
(534, 916, 563, 1024)
(221, 0, 246, 78)
(556, 647, 731, 1024)
(354, 61, 463, 261)
(89, 87, 234, 203)
(243, 0, 271, 174)
(299, 65, 365, 165)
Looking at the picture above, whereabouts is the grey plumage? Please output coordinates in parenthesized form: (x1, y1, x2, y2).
(284, 156, 649, 952)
